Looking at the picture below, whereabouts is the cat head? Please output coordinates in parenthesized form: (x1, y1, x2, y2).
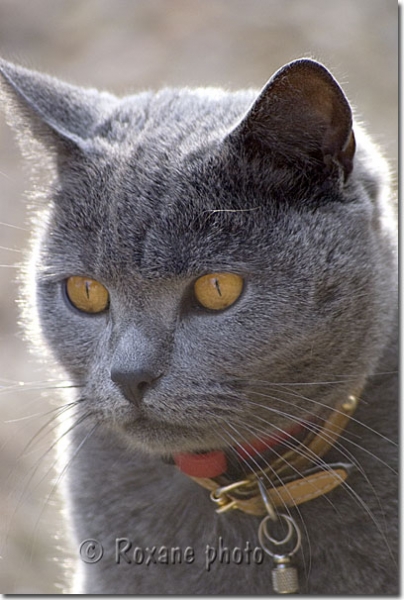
(0, 58, 396, 455)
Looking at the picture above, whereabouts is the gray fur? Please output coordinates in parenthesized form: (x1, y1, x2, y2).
(0, 58, 398, 593)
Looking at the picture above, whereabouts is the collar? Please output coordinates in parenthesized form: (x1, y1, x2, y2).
(173, 393, 359, 516)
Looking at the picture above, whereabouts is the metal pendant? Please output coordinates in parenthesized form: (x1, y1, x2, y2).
(257, 478, 302, 594)
(271, 556, 299, 595)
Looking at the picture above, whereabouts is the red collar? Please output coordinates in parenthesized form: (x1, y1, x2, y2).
(173, 423, 305, 478)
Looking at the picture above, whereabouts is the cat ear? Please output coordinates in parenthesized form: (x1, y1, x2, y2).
(227, 58, 355, 180)
(0, 59, 116, 156)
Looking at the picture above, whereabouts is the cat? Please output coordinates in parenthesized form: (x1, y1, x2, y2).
(0, 57, 397, 594)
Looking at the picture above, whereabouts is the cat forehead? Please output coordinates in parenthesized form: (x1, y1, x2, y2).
(50, 144, 266, 280)
(45, 88, 269, 278)
(96, 87, 255, 147)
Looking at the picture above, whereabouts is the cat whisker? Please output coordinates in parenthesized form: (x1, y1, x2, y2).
(0, 379, 82, 395)
(0, 264, 21, 268)
(3, 399, 79, 425)
(1, 396, 78, 456)
(6, 403, 82, 501)
(0, 245, 23, 253)
(27, 418, 100, 568)
(16, 401, 80, 458)
(0, 220, 28, 231)
(279, 385, 397, 447)
(201, 207, 262, 214)
(241, 393, 398, 475)
(245, 384, 397, 448)
(3, 407, 96, 559)
(230, 375, 362, 387)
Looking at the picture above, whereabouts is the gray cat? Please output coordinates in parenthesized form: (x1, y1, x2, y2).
(0, 57, 397, 594)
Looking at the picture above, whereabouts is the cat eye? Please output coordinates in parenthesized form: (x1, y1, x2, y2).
(65, 276, 109, 314)
(194, 273, 243, 311)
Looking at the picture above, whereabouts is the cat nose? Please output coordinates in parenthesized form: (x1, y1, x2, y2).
(110, 368, 158, 405)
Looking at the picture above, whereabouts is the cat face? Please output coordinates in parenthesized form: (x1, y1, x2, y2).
(0, 58, 396, 455)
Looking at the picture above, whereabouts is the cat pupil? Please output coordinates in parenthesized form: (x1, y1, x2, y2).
(214, 279, 222, 297)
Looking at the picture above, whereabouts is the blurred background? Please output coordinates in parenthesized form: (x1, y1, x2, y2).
(0, 0, 397, 593)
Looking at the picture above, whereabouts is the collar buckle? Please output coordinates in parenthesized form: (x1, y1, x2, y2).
(210, 478, 250, 513)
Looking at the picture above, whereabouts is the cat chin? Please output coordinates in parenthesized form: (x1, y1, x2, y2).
(113, 417, 227, 456)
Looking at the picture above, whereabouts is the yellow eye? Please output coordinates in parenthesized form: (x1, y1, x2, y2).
(194, 273, 243, 311)
(65, 276, 109, 314)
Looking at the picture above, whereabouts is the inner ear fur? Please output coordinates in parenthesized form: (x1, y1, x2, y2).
(227, 58, 355, 180)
